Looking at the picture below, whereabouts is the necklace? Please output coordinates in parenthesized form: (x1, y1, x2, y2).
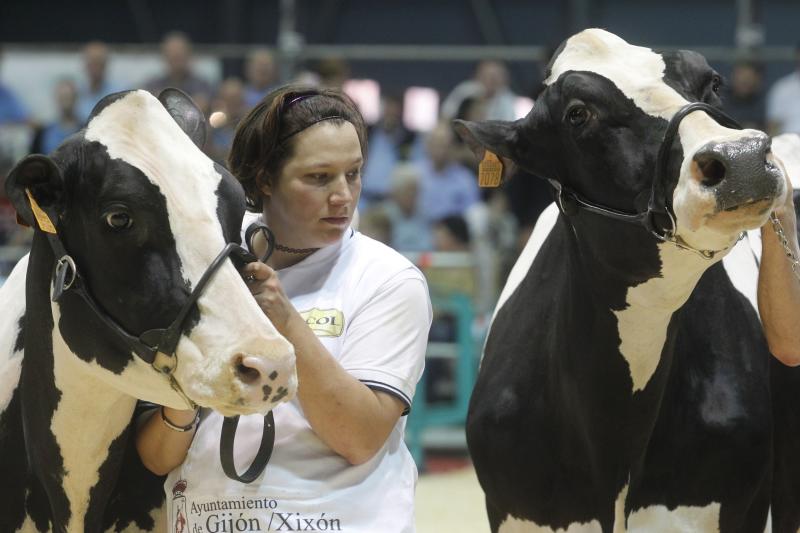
(274, 242, 320, 255)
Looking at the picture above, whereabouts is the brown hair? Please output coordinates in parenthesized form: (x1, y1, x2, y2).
(228, 84, 368, 211)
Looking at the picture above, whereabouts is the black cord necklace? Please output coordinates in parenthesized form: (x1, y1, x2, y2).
(274, 242, 320, 255)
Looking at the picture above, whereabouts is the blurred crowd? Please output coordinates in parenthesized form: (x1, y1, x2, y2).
(2, 32, 800, 320)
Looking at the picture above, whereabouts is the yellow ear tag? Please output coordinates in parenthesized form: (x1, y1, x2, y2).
(25, 189, 57, 234)
(478, 151, 503, 188)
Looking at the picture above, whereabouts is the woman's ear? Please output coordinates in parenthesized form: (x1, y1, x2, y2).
(257, 170, 272, 198)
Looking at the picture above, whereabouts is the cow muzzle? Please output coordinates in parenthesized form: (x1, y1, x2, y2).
(692, 133, 784, 212)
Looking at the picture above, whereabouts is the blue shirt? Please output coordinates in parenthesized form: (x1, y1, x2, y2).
(0, 85, 28, 124)
(417, 160, 480, 222)
(77, 80, 122, 123)
(39, 121, 81, 154)
(383, 201, 433, 252)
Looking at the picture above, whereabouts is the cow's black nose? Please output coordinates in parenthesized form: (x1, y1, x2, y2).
(692, 134, 771, 189)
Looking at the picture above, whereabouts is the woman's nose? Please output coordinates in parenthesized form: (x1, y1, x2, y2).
(329, 175, 354, 204)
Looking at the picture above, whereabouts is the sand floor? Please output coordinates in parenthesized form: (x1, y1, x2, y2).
(415, 465, 489, 532)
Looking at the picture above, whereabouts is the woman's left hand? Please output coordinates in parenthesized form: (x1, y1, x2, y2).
(242, 262, 297, 332)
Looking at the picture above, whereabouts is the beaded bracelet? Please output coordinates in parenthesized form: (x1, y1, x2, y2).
(160, 406, 200, 432)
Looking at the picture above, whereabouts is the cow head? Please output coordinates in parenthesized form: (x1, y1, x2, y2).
(456, 29, 786, 255)
(5, 89, 296, 416)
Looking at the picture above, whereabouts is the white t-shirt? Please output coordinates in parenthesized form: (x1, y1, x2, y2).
(165, 214, 432, 533)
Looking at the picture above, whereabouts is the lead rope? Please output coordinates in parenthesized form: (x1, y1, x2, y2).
(769, 212, 800, 281)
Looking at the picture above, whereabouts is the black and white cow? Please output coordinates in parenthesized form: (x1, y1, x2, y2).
(456, 29, 792, 531)
(0, 89, 297, 532)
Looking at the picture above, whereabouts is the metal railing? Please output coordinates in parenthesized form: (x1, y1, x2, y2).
(1, 42, 797, 64)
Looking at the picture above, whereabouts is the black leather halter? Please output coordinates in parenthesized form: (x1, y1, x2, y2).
(32, 200, 257, 407)
(220, 219, 279, 484)
(29, 192, 283, 484)
(548, 101, 744, 259)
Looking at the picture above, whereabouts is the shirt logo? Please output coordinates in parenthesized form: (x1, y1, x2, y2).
(300, 308, 345, 337)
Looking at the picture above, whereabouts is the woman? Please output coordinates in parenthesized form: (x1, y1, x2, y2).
(136, 86, 432, 532)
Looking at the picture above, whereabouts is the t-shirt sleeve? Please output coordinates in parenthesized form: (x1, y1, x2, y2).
(339, 271, 432, 415)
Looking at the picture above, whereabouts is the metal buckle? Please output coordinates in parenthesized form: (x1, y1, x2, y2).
(52, 255, 77, 301)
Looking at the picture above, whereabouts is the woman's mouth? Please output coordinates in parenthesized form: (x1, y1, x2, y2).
(322, 216, 349, 226)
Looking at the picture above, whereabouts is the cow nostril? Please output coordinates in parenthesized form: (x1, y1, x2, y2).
(233, 355, 262, 385)
(695, 155, 726, 188)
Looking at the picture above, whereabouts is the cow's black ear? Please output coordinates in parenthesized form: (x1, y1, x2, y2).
(5, 154, 64, 229)
(158, 88, 208, 149)
(453, 119, 519, 182)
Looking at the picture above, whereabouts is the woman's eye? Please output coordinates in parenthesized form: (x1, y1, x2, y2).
(105, 211, 133, 230)
(567, 105, 590, 127)
(346, 169, 361, 180)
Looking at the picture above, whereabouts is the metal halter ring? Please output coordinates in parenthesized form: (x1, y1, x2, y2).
(55, 255, 77, 290)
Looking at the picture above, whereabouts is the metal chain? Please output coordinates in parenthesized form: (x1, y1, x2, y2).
(769, 212, 800, 281)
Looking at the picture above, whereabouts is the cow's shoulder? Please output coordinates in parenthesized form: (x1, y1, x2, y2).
(0, 253, 28, 414)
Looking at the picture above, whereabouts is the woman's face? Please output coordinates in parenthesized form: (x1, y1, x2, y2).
(262, 121, 363, 249)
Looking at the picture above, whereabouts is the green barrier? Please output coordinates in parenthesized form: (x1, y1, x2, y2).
(405, 292, 481, 469)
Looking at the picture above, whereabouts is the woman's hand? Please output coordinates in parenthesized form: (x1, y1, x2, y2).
(242, 262, 297, 332)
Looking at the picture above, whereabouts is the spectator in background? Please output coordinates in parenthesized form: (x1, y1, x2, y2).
(357, 205, 392, 246)
(417, 121, 480, 223)
(314, 57, 350, 90)
(76, 41, 120, 123)
(360, 92, 418, 207)
(31, 79, 81, 155)
(433, 215, 471, 253)
(243, 48, 278, 108)
(145, 31, 213, 115)
(382, 163, 433, 252)
(441, 60, 517, 122)
(724, 60, 766, 130)
(766, 44, 800, 135)
(207, 77, 247, 163)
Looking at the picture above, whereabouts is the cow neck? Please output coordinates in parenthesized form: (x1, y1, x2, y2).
(49, 327, 136, 533)
(21, 232, 138, 532)
(568, 212, 716, 393)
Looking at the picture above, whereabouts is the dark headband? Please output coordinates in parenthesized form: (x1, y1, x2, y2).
(278, 93, 346, 143)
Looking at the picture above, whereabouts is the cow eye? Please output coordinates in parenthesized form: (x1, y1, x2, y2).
(566, 105, 590, 127)
(104, 211, 133, 230)
(711, 75, 722, 94)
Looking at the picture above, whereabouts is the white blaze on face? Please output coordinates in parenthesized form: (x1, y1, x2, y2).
(545, 29, 775, 252)
(83, 91, 296, 413)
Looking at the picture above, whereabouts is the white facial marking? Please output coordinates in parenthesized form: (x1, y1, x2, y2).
(50, 309, 136, 533)
(547, 29, 777, 253)
(614, 243, 715, 392)
(0, 254, 28, 412)
(84, 91, 296, 412)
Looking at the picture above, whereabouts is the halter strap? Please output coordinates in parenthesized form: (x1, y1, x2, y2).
(550, 101, 744, 259)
